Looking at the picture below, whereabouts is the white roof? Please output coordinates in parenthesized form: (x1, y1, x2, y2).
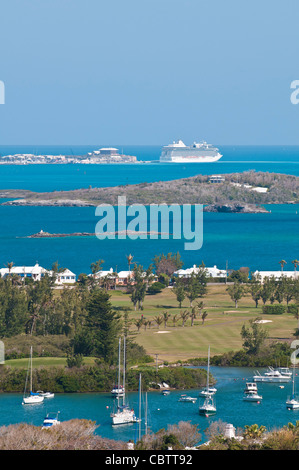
(117, 271, 133, 278)
(58, 269, 76, 277)
(0, 263, 48, 275)
(174, 265, 226, 277)
(254, 270, 297, 278)
(92, 268, 114, 278)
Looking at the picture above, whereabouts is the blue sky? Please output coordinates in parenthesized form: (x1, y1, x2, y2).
(0, 0, 299, 145)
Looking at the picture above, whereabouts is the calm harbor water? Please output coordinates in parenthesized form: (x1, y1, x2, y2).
(1, 367, 298, 443)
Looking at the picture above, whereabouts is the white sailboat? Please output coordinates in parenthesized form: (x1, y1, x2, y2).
(199, 346, 216, 416)
(111, 337, 138, 425)
(22, 346, 44, 405)
(286, 364, 299, 410)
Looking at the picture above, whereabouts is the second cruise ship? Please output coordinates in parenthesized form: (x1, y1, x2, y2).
(160, 140, 222, 163)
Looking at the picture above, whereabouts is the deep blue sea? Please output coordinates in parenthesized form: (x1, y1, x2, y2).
(0, 367, 298, 444)
(0, 145, 298, 274)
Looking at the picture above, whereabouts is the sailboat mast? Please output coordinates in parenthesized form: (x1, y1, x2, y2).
(138, 373, 142, 441)
(117, 337, 121, 407)
(123, 335, 126, 406)
(145, 392, 148, 436)
(30, 346, 33, 393)
(207, 345, 210, 390)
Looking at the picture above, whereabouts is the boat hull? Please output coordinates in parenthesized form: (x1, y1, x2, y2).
(22, 395, 44, 405)
(253, 377, 291, 383)
(199, 407, 216, 416)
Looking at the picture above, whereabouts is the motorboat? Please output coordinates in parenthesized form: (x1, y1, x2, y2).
(199, 387, 217, 397)
(161, 389, 170, 396)
(37, 391, 55, 399)
(253, 367, 292, 383)
(243, 383, 262, 402)
(111, 385, 125, 398)
(243, 390, 262, 402)
(42, 412, 61, 429)
(244, 382, 258, 394)
(178, 394, 197, 403)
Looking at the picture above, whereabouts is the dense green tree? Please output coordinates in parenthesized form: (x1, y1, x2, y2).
(86, 289, 121, 364)
(241, 317, 268, 355)
(226, 281, 245, 308)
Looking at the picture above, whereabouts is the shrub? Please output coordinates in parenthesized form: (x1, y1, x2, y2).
(287, 304, 299, 314)
(262, 305, 286, 315)
(147, 282, 165, 295)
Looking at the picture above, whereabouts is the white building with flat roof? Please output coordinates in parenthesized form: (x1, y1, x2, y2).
(174, 264, 227, 279)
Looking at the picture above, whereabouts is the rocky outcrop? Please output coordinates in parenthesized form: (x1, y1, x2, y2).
(203, 203, 268, 213)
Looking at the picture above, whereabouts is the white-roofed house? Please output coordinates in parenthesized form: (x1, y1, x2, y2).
(53, 268, 77, 285)
(173, 264, 227, 279)
(0, 263, 49, 281)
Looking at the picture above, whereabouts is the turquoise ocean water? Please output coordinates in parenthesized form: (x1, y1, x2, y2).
(0, 145, 298, 274)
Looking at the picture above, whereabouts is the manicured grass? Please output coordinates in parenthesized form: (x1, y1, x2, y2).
(110, 285, 298, 363)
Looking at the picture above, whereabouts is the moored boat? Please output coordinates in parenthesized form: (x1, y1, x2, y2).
(42, 412, 61, 429)
(253, 367, 292, 383)
(22, 347, 44, 405)
(178, 394, 197, 403)
(199, 346, 216, 416)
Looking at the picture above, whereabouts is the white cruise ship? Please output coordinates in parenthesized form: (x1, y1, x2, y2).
(160, 140, 222, 163)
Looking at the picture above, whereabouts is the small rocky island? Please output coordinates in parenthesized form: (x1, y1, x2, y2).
(1, 171, 299, 210)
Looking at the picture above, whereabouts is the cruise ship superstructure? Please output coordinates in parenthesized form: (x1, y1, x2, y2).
(160, 140, 222, 163)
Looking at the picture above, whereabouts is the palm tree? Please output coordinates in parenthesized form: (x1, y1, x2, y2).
(279, 259, 287, 271)
(126, 254, 134, 275)
(172, 314, 179, 328)
(180, 310, 189, 327)
(90, 259, 104, 277)
(162, 311, 171, 328)
(134, 318, 144, 332)
(201, 311, 208, 325)
(154, 315, 163, 330)
(190, 306, 198, 326)
(5, 262, 14, 278)
(292, 260, 299, 271)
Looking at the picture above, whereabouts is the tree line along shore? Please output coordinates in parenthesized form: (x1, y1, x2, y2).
(1, 171, 299, 210)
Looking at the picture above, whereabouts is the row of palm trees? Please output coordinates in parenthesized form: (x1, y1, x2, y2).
(133, 305, 208, 331)
(279, 259, 299, 271)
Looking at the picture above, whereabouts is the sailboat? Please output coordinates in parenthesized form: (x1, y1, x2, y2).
(199, 346, 216, 416)
(286, 364, 299, 410)
(22, 346, 44, 405)
(111, 337, 138, 425)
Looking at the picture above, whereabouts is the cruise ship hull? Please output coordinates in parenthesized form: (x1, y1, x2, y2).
(160, 154, 222, 163)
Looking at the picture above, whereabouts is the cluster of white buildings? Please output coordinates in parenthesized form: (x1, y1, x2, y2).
(0, 263, 76, 285)
(4, 262, 296, 287)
